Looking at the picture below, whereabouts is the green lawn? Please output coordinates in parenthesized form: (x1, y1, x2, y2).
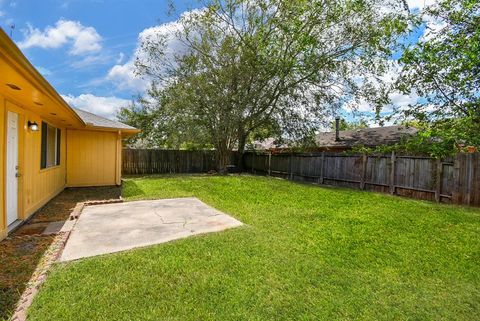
(28, 175, 480, 320)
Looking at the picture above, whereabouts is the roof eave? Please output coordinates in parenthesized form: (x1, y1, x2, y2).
(0, 29, 86, 127)
(82, 125, 141, 134)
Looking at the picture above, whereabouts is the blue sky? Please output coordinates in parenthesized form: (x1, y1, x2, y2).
(0, 0, 434, 122)
(0, 0, 203, 119)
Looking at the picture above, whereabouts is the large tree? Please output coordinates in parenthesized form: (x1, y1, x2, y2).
(120, 0, 411, 172)
(392, 0, 480, 156)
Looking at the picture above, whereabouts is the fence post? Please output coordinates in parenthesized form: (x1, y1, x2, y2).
(435, 158, 442, 202)
(452, 153, 463, 205)
(252, 152, 255, 174)
(452, 153, 475, 206)
(289, 153, 293, 180)
(268, 152, 272, 176)
(390, 151, 396, 195)
(319, 152, 325, 184)
(465, 153, 475, 206)
(360, 153, 367, 190)
(473, 153, 480, 206)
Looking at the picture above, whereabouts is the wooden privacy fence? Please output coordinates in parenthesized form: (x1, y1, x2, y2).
(122, 148, 479, 206)
(122, 149, 239, 175)
(243, 151, 480, 206)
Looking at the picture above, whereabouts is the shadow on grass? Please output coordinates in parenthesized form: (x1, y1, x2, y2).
(121, 180, 146, 198)
(0, 186, 121, 320)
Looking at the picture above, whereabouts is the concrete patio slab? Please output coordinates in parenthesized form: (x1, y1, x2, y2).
(59, 198, 243, 261)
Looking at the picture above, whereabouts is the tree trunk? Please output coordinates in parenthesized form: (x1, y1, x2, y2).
(215, 140, 230, 175)
(237, 133, 247, 172)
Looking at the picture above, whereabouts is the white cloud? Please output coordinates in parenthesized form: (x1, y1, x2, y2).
(406, 0, 446, 42)
(116, 52, 125, 64)
(388, 91, 419, 110)
(106, 62, 148, 92)
(62, 94, 131, 119)
(343, 99, 373, 113)
(70, 54, 112, 69)
(342, 60, 415, 114)
(18, 19, 102, 55)
(420, 15, 447, 42)
(105, 23, 179, 92)
(406, 0, 436, 10)
(105, 10, 199, 92)
(343, 91, 419, 115)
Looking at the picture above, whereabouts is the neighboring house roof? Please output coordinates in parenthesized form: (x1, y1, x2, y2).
(73, 108, 139, 132)
(249, 138, 284, 150)
(315, 125, 418, 148)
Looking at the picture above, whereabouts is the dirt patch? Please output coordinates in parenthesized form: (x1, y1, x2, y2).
(30, 186, 121, 224)
(0, 235, 54, 320)
(14, 223, 50, 237)
(0, 186, 120, 320)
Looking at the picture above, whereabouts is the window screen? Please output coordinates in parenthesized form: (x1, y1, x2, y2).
(41, 122, 61, 169)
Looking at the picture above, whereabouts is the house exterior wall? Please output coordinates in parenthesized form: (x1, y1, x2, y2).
(1, 94, 67, 241)
(22, 105, 66, 217)
(1, 29, 133, 242)
(0, 95, 5, 240)
(0, 94, 123, 242)
(66, 130, 121, 187)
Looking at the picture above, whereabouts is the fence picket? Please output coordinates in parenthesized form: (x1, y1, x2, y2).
(122, 149, 238, 175)
(122, 149, 479, 207)
(242, 151, 479, 207)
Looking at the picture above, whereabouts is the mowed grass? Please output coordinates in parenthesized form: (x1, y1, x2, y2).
(28, 175, 480, 320)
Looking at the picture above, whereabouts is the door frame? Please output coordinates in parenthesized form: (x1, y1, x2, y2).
(3, 100, 25, 229)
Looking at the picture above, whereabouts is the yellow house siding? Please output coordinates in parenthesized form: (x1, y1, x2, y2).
(22, 109, 66, 217)
(0, 94, 6, 238)
(0, 95, 67, 240)
(1, 30, 136, 241)
(117, 132, 122, 185)
(66, 130, 119, 187)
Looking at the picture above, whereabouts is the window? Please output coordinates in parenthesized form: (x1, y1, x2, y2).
(41, 122, 61, 169)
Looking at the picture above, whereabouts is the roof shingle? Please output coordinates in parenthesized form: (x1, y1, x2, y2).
(73, 108, 138, 131)
(315, 125, 418, 148)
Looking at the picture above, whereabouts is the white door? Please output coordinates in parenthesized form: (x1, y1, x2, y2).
(6, 111, 19, 226)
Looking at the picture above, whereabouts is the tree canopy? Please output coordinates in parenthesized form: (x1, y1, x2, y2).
(119, 0, 411, 171)
(390, 0, 480, 156)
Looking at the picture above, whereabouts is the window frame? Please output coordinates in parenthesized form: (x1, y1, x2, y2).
(40, 121, 61, 169)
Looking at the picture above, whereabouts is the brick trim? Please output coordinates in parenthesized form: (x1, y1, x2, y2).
(10, 231, 71, 321)
(84, 198, 124, 206)
(10, 197, 124, 320)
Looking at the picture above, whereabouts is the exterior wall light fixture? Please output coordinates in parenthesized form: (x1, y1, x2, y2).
(28, 121, 39, 131)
